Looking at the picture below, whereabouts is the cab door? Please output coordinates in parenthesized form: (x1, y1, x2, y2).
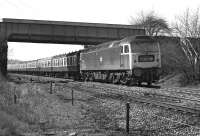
(120, 44, 130, 69)
(120, 46, 124, 68)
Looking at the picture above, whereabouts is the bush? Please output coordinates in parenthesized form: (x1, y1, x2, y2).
(0, 111, 22, 136)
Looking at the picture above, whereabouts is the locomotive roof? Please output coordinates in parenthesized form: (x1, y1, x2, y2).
(53, 50, 81, 58)
(82, 35, 154, 52)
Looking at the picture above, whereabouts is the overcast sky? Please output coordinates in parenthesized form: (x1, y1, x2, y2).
(2, 0, 200, 61)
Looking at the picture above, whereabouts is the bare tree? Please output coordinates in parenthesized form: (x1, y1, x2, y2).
(130, 11, 171, 36)
(172, 8, 200, 81)
(173, 8, 200, 38)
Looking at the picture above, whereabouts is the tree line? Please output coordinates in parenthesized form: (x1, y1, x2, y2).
(130, 8, 200, 83)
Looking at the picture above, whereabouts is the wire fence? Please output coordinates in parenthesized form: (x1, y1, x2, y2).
(49, 82, 200, 135)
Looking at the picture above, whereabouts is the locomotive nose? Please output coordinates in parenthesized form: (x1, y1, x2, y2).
(133, 69, 142, 77)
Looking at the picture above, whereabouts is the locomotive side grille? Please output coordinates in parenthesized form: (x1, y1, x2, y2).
(138, 55, 154, 62)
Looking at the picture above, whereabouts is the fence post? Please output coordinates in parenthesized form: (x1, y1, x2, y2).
(50, 81, 53, 94)
(126, 102, 130, 134)
(72, 89, 74, 106)
(14, 94, 17, 104)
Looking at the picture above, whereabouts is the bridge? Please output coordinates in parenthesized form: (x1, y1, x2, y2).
(0, 18, 145, 76)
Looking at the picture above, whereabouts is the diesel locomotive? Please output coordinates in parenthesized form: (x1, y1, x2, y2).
(8, 35, 161, 85)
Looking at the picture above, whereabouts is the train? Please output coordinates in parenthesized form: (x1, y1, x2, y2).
(8, 35, 161, 86)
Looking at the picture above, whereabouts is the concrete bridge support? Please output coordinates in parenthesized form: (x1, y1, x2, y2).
(0, 40, 8, 77)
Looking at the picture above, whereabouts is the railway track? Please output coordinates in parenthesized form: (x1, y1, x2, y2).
(8, 73, 200, 115)
(65, 82, 200, 115)
(80, 82, 200, 103)
(158, 87, 200, 97)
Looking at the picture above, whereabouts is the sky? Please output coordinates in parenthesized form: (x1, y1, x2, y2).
(1, 0, 200, 61)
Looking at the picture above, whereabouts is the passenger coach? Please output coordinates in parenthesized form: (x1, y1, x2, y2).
(8, 51, 80, 80)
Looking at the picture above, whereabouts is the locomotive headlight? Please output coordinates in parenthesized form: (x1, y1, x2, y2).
(134, 69, 142, 77)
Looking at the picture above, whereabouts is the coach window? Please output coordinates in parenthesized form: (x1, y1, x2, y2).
(54, 60, 56, 67)
(57, 59, 59, 67)
(73, 57, 75, 65)
(124, 45, 129, 53)
(71, 57, 73, 65)
(74, 56, 77, 64)
(52, 60, 54, 67)
(72, 57, 75, 65)
(67, 57, 69, 65)
(70, 57, 72, 65)
(55, 59, 58, 67)
(58, 59, 60, 66)
(60, 59, 62, 66)
(48, 61, 50, 67)
(120, 46, 123, 54)
(62, 58, 64, 66)
(64, 58, 67, 66)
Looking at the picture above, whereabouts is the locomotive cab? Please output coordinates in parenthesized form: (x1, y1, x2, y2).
(120, 43, 132, 70)
(130, 37, 161, 85)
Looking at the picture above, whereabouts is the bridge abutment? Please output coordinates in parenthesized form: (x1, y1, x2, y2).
(0, 40, 8, 77)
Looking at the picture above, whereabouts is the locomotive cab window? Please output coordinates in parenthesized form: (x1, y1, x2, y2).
(124, 45, 129, 53)
(120, 46, 123, 53)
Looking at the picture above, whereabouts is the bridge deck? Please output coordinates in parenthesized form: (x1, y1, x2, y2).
(1, 18, 145, 45)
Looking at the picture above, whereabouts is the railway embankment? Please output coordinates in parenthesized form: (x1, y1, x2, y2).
(0, 74, 200, 135)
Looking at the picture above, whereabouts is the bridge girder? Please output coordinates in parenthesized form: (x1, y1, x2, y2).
(2, 18, 145, 45)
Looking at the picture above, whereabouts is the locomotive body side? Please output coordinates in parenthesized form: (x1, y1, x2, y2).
(80, 44, 130, 71)
(80, 41, 132, 82)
